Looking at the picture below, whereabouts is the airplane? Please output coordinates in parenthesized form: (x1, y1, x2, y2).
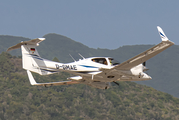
(7, 26, 174, 89)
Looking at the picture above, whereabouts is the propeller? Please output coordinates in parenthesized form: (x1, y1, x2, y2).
(113, 81, 119, 86)
(142, 62, 149, 71)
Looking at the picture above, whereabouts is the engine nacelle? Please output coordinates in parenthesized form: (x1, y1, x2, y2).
(130, 64, 143, 75)
(127, 64, 152, 80)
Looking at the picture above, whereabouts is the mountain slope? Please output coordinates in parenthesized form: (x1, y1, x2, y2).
(0, 35, 30, 56)
(0, 52, 179, 120)
(1, 34, 179, 98)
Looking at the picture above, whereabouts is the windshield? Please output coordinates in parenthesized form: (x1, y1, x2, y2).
(92, 58, 108, 65)
(109, 58, 120, 66)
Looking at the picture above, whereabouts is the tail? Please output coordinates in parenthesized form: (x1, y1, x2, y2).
(7, 38, 58, 75)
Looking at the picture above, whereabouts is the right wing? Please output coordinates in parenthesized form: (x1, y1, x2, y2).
(27, 70, 80, 87)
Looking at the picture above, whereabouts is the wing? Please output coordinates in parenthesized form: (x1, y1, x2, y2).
(7, 38, 45, 52)
(95, 26, 174, 81)
(113, 40, 174, 70)
(110, 26, 174, 70)
(27, 70, 80, 87)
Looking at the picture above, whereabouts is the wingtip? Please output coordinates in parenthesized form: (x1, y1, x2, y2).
(157, 26, 162, 31)
(157, 26, 169, 41)
(38, 38, 45, 41)
(6, 48, 11, 52)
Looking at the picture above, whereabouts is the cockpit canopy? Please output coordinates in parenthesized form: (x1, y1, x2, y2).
(91, 57, 120, 66)
(109, 58, 120, 66)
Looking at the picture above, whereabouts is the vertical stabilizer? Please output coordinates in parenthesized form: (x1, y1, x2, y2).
(20, 38, 49, 74)
(27, 70, 37, 85)
(7, 38, 58, 75)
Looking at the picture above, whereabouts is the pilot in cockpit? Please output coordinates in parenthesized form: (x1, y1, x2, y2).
(104, 60, 107, 65)
(109, 59, 112, 65)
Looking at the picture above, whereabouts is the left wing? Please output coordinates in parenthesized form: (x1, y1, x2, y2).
(108, 26, 174, 70)
(112, 40, 173, 70)
(27, 70, 80, 87)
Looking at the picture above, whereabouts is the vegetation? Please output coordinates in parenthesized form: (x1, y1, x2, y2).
(1, 34, 179, 98)
(0, 52, 179, 119)
(52, 57, 60, 62)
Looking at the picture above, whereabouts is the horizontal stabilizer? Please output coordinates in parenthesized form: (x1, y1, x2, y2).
(27, 70, 80, 87)
(7, 38, 45, 52)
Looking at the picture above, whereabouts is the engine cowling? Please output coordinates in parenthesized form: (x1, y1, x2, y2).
(129, 64, 151, 80)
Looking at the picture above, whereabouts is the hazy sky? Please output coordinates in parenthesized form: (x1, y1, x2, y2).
(0, 0, 178, 49)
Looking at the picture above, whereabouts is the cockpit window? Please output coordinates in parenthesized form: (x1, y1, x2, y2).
(109, 58, 120, 66)
(92, 58, 108, 65)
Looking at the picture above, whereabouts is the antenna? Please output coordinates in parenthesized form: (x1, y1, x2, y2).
(69, 54, 76, 62)
(78, 53, 85, 59)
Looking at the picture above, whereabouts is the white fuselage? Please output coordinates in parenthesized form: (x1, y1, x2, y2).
(40, 57, 151, 82)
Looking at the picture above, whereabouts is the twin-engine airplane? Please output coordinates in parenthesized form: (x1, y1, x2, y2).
(7, 26, 174, 89)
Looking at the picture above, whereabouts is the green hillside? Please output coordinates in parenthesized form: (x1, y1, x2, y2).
(1, 52, 179, 120)
(1, 34, 179, 98)
(0, 35, 30, 56)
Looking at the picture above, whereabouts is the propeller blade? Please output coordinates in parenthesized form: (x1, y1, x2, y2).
(113, 81, 119, 86)
(142, 62, 149, 71)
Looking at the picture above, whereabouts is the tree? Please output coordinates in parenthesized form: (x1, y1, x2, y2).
(52, 57, 60, 62)
(0, 52, 14, 77)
